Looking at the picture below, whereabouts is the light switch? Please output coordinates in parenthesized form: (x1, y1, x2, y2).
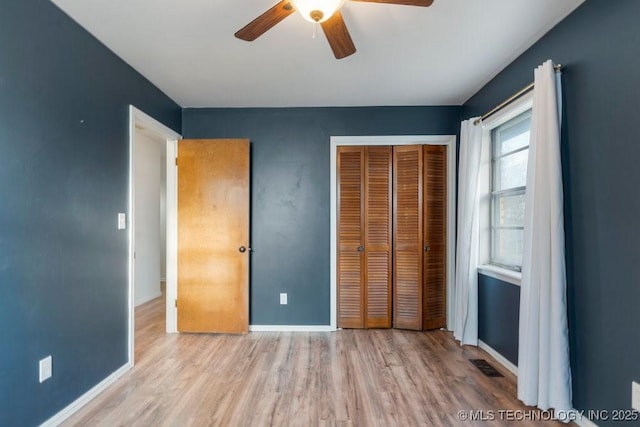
(39, 356, 52, 383)
(280, 293, 287, 305)
(633, 381, 640, 411)
(118, 213, 126, 230)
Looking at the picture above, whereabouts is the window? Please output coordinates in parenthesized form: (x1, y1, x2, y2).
(490, 110, 531, 271)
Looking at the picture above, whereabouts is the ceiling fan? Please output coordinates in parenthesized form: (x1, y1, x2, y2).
(235, 0, 434, 60)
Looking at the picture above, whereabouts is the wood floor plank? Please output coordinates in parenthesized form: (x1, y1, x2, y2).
(62, 296, 571, 426)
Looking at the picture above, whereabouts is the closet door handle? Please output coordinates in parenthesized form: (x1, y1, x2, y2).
(424, 245, 431, 252)
(357, 246, 365, 252)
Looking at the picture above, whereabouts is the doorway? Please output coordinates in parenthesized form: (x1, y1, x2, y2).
(128, 106, 181, 365)
(134, 126, 166, 307)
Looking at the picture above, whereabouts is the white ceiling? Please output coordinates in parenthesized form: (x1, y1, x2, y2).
(50, 0, 584, 108)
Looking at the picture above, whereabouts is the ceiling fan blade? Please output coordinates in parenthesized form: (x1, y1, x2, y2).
(349, 0, 434, 6)
(235, 1, 295, 41)
(320, 11, 356, 59)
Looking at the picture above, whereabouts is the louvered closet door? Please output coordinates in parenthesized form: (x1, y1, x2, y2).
(337, 147, 365, 328)
(393, 145, 424, 330)
(364, 146, 392, 328)
(423, 145, 447, 330)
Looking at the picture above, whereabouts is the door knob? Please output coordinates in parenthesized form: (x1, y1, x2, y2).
(425, 245, 431, 252)
(239, 246, 247, 253)
(357, 246, 365, 252)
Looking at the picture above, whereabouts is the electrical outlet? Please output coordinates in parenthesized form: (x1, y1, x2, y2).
(632, 381, 640, 411)
(39, 356, 52, 383)
(280, 293, 287, 305)
(118, 213, 126, 230)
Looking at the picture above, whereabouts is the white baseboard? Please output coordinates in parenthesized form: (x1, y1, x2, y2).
(41, 362, 132, 427)
(477, 341, 596, 426)
(249, 325, 335, 332)
(135, 291, 162, 307)
(478, 340, 518, 375)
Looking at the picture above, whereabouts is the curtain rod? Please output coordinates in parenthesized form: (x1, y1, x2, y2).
(473, 64, 563, 126)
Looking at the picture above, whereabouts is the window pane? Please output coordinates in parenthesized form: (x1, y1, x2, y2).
(501, 130, 530, 154)
(493, 193, 526, 227)
(490, 109, 531, 270)
(492, 228, 523, 268)
(496, 149, 528, 189)
(497, 114, 531, 154)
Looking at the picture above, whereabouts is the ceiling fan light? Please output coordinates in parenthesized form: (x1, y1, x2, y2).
(290, 0, 347, 23)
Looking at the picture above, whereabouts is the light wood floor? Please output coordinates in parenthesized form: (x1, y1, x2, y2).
(63, 296, 567, 426)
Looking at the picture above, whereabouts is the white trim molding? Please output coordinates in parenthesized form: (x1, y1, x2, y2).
(249, 325, 334, 332)
(128, 105, 182, 366)
(40, 363, 131, 427)
(130, 107, 182, 141)
(478, 340, 594, 427)
(477, 264, 521, 286)
(165, 139, 179, 334)
(480, 91, 534, 130)
(330, 135, 457, 330)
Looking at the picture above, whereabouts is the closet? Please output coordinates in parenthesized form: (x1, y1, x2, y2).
(337, 144, 447, 331)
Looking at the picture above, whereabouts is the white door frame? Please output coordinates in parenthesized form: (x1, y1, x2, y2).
(128, 106, 181, 365)
(329, 135, 457, 330)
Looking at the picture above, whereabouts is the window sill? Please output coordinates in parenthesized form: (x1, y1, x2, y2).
(478, 264, 521, 287)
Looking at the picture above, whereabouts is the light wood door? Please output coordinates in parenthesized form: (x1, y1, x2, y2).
(337, 147, 365, 328)
(423, 145, 447, 330)
(177, 139, 250, 334)
(393, 145, 424, 330)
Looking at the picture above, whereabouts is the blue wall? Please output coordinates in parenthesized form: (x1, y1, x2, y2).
(183, 107, 461, 325)
(464, 0, 640, 420)
(0, 1, 181, 425)
(5, 0, 639, 424)
(477, 274, 519, 365)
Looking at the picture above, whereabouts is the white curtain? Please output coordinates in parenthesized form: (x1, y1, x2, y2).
(518, 60, 572, 415)
(453, 118, 482, 346)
